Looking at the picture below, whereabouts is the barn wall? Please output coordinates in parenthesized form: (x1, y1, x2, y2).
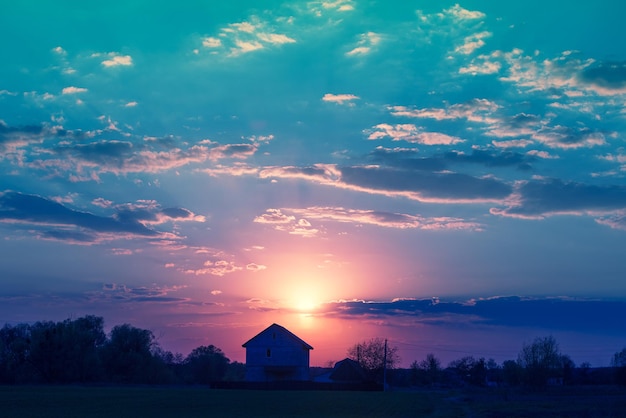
(244, 326, 311, 382)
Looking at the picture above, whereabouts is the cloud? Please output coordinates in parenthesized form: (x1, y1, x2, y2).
(259, 160, 512, 204)
(369, 147, 535, 172)
(254, 209, 319, 237)
(443, 4, 485, 21)
(322, 0, 354, 11)
(202, 163, 260, 177)
(200, 16, 295, 57)
(389, 97, 606, 151)
(0, 122, 49, 156)
(52, 46, 67, 55)
(338, 165, 512, 203)
(316, 296, 626, 333)
(159, 207, 203, 222)
(414, 4, 488, 57)
(484, 113, 543, 139)
(346, 32, 381, 56)
(246, 298, 279, 312)
(37, 138, 258, 180)
(309, 0, 355, 15)
(390, 99, 499, 124)
(578, 61, 626, 94)
(202, 37, 222, 48)
(322, 93, 360, 105)
(282, 206, 481, 231)
(291, 206, 427, 229)
(596, 211, 626, 230)
(247, 134, 275, 143)
(459, 61, 501, 75)
(367, 123, 464, 145)
(259, 164, 340, 183)
(0, 191, 187, 244)
(526, 150, 558, 160)
(600, 153, 626, 172)
(491, 178, 626, 219)
(417, 4, 485, 25)
(455, 31, 491, 55)
(186, 260, 243, 276)
(256, 33, 296, 45)
(531, 126, 606, 149)
(61, 86, 87, 94)
(253, 208, 295, 224)
(246, 263, 267, 271)
(101, 54, 133, 67)
(498, 50, 626, 98)
(442, 150, 535, 170)
(94, 283, 188, 303)
(233, 40, 264, 54)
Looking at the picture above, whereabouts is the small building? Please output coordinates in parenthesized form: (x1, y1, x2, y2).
(242, 323, 313, 382)
(313, 358, 368, 384)
(329, 358, 368, 383)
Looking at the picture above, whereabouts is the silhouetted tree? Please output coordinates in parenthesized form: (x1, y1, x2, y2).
(27, 321, 64, 382)
(101, 324, 166, 383)
(560, 354, 575, 385)
(578, 361, 592, 385)
(347, 338, 399, 382)
(155, 348, 184, 366)
(0, 324, 34, 383)
(502, 359, 523, 386)
(411, 353, 441, 386)
(184, 345, 230, 384)
(611, 347, 626, 385)
(28, 317, 105, 383)
(517, 336, 562, 388)
(0, 317, 243, 385)
(485, 358, 502, 386)
(224, 361, 246, 382)
(152, 347, 184, 383)
(447, 356, 487, 386)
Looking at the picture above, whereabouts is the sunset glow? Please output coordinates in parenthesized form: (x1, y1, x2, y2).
(2, 1, 626, 368)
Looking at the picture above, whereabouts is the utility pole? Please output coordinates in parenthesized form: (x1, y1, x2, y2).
(383, 338, 387, 391)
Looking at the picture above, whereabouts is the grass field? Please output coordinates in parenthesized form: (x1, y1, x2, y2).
(1, 385, 625, 417)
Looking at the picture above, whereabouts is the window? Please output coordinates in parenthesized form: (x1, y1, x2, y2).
(266, 349, 271, 358)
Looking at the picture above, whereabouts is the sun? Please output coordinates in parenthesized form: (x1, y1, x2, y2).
(286, 282, 324, 313)
(292, 295, 319, 313)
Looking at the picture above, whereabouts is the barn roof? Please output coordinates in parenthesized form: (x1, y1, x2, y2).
(242, 323, 313, 350)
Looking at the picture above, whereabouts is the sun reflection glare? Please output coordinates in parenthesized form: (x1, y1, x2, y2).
(292, 295, 319, 313)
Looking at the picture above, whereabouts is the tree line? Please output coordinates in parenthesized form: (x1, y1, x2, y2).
(0, 316, 241, 384)
(2, 316, 626, 388)
(348, 336, 626, 388)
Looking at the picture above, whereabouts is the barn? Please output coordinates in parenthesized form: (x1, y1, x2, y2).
(329, 358, 368, 383)
(242, 323, 313, 382)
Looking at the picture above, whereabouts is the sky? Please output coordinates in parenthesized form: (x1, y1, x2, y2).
(2, 0, 626, 368)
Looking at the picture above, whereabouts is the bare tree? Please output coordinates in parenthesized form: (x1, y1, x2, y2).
(411, 353, 441, 386)
(611, 347, 626, 385)
(517, 336, 562, 388)
(448, 356, 488, 386)
(347, 337, 400, 374)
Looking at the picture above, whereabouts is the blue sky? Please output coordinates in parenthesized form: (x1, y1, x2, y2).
(2, 1, 626, 367)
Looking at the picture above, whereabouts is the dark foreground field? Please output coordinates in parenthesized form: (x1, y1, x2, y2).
(1, 385, 625, 418)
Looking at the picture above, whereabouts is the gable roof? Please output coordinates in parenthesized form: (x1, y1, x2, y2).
(242, 323, 313, 350)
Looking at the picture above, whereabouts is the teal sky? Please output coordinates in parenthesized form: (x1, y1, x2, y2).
(2, 1, 626, 366)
